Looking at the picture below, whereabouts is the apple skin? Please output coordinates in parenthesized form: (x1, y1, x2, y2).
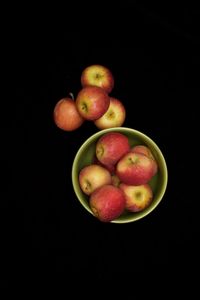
(79, 164, 112, 196)
(94, 97, 126, 129)
(53, 98, 84, 131)
(81, 64, 114, 94)
(76, 86, 110, 121)
(116, 152, 155, 185)
(120, 183, 153, 212)
(96, 132, 130, 166)
(131, 145, 158, 176)
(89, 184, 126, 222)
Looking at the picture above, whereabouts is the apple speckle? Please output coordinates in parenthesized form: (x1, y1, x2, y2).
(81, 103, 88, 112)
(84, 180, 91, 191)
(107, 110, 115, 119)
(95, 73, 102, 79)
(135, 191, 142, 199)
(128, 157, 133, 164)
(96, 145, 104, 158)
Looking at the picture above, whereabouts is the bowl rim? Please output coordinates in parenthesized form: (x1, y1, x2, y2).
(72, 127, 168, 223)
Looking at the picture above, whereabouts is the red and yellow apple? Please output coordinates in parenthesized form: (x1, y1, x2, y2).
(76, 86, 110, 121)
(116, 152, 155, 185)
(94, 97, 126, 129)
(81, 64, 114, 94)
(53, 97, 84, 131)
(96, 132, 130, 166)
(120, 183, 153, 212)
(78, 164, 112, 195)
(89, 184, 126, 222)
(131, 145, 158, 176)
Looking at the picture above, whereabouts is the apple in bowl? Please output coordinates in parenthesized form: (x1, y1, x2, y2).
(131, 145, 158, 176)
(96, 132, 130, 166)
(89, 184, 126, 222)
(116, 151, 156, 186)
(120, 183, 153, 212)
(78, 164, 112, 195)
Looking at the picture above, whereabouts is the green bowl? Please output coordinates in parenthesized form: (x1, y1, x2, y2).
(72, 127, 168, 223)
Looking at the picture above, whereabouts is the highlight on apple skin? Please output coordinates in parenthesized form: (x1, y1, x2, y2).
(116, 152, 156, 185)
(131, 145, 158, 176)
(120, 183, 153, 212)
(89, 184, 126, 222)
(94, 97, 126, 129)
(96, 132, 130, 166)
(53, 97, 84, 131)
(78, 164, 112, 196)
(81, 64, 114, 94)
(75, 86, 110, 121)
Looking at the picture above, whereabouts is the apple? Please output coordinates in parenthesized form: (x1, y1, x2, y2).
(78, 164, 112, 195)
(81, 64, 114, 93)
(131, 145, 158, 175)
(53, 97, 84, 131)
(89, 184, 126, 222)
(94, 97, 126, 129)
(75, 86, 110, 121)
(96, 132, 130, 166)
(116, 152, 155, 185)
(120, 183, 153, 212)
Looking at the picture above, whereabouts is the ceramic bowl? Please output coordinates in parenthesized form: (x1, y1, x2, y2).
(72, 127, 168, 223)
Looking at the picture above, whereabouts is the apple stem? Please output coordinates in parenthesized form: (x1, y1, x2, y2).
(69, 92, 74, 100)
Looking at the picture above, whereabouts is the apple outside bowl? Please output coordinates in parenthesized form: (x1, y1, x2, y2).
(71, 127, 168, 223)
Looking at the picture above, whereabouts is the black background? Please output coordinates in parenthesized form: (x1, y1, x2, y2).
(1, 2, 199, 293)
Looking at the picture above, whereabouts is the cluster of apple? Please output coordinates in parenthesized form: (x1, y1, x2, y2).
(53, 65, 126, 131)
(79, 132, 158, 222)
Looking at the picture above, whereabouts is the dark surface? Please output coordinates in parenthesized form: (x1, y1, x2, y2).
(1, 3, 199, 292)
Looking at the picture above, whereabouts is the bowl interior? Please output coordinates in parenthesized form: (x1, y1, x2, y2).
(72, 127, 168, 223)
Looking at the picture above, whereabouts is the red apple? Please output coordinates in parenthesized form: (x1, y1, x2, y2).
(76, 86, 110, 121)
(81, 64, 114, 94)
(89, 184, 126, 222)
(94, 97, 126, 129)
(120, 183, 153, 212)
(78, 164, 112, 195)
(116, 152, 155, 185)
(131, 145, 158, 175)
(96, 132, 130, 166)
(53, 97, 84, 131)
